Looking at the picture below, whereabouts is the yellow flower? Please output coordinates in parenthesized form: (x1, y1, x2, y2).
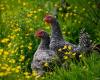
(27, 13, 33, 17)
(35, 75, 41, 79)
(34, 16, 38, 19)
(1, 7, 5, 10)
(64, 56, 68, 60)
(72, 53, 76, 56)
(11, 50, 15, 54)
(6, 67, 11, 72)
(10, 59, 15, 63)
(58, 48, 62, 52)
(63, 45, 67, 49)
(16, 66, 21, 69)
(0, 72, 4, 77)
(23, 2, 26, 6)
(62, 31, 66, 35)
(11, 68, 16, 71)
(14, 28, 20, 32)
(44, 62, 48, 67)
(1, 66, 6, 70)
(68, 45, 72, 50)
(0, 49, 3, 55)
(4, 64, 8, 67)
(65, 13, 69, 18)
(15, 69, 20, 73)
(29, 28, 33, 31)
(64, 52, 69, 54)
(19, 55, 25, 61)
(32, 70, 38, 76)
(8, 43, 12, 47)
(25, 75, 31, 79)
(38, 9, 42, 12)
(54, 4, 58, 7)
(24, 72, 29, 76)
(10, 35, 16, 39)
(1, 38, 10, 43)
(20, 45, 24, 48)
(33, 10, 37, 13)
(67, 6, 71, 10)
(0, 49, 3, 52)
(59, 7, 62, 11)
(29, 43, 32, 46)
(68, 52, 72, 54)
(79, 54, 82, 58)
(3, 72, 8, 76)
(4, 51, 9, 55)
(28, 46, 32, 50)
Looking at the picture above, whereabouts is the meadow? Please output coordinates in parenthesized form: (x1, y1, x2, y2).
(0, 0, 100, 80)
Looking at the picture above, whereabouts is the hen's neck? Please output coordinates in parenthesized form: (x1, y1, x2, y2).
(38, 37, 50, 50)
(51, 19, 63, 40)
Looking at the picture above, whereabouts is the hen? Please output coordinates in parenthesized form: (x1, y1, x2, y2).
(44, 15, 100, 61)
(31, 30, 58, 76)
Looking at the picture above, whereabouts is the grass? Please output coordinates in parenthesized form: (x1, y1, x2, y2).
(43, 52, 100, 80)
(0, 0, 100, 80)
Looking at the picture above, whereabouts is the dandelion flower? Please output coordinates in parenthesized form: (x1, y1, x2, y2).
(19, 55, 25, 61)
(28, 46, 32, 50)
(25, 75, 31, 79)
(27, 13, 33, 17)
(68, 45, 72, 50)
(79, 54, 82, 58)
(32, 70, 38, 76)
(58, 48, 62, 52)
(72, 53, 76, 56)
(1, 38, 9, 43)
(0, 72, 4, 77)
(44, 62, 48, 67)
(64, 56, 68, 60)
(24, 72, 29, 76)
(4, 51, 9, 55)
(64, 52, 69, 54)
(63, 45, 67, 49)
(0, 49, 3, 55)
(15, 69, 20, 73)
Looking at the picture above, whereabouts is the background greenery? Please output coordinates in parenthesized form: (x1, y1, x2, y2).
(0, 0, 100, 80)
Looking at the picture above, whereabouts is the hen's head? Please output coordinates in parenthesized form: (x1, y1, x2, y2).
(35, 30, 49, 39)
(44, 15, 54, 23)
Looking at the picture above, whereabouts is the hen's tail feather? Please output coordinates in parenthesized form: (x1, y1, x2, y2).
(79, 28, 92, 52)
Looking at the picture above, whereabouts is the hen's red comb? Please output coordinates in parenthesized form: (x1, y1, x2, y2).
(44, 15, 53, 23)
(35, 29, 44, 37)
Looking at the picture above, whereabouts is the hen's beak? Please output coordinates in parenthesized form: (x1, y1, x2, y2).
(43, 18, 50, 26)
(45, 22, 49, 25)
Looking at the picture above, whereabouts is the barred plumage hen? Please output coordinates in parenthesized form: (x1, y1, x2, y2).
(44, 15, 100, 61)
(31, 30, 58, 76)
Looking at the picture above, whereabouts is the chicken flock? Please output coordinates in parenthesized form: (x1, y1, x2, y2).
(31, 15, 100, 76)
